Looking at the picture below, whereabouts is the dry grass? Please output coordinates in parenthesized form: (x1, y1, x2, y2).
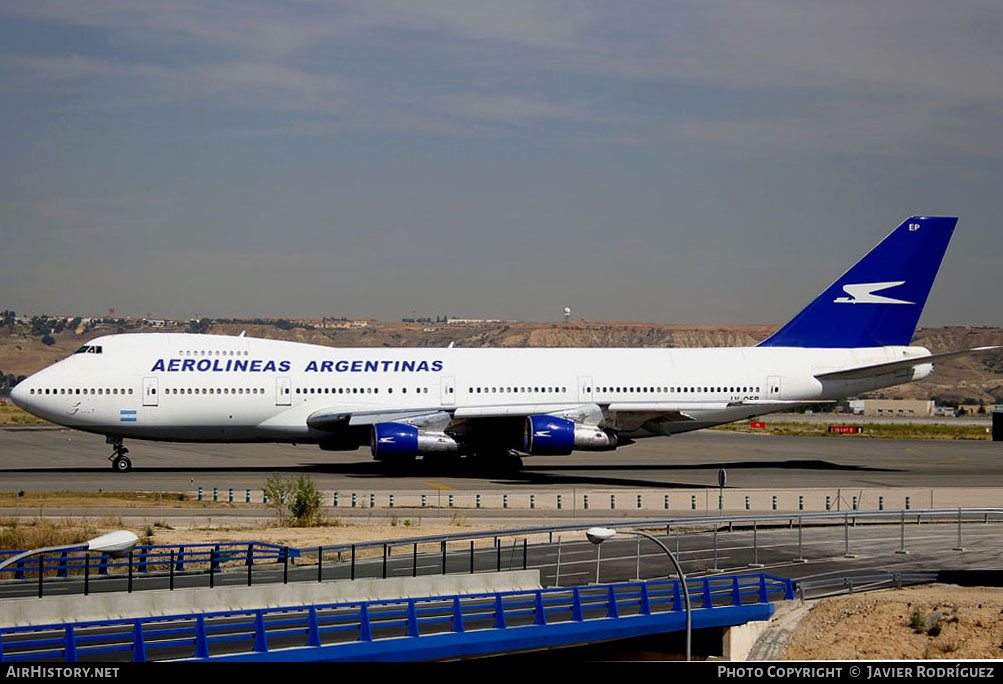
(712, 421, 990, 440)
(0, 401, 49, 425)
(0, 516, 103, 552)
(0, 491, 194, 508)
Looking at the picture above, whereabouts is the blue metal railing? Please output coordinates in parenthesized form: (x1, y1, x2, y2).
(0, 574, 794, 662)
(0, 542, 297, 581)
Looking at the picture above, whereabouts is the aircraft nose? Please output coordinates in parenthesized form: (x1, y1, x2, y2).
(9, 380, 28, 410)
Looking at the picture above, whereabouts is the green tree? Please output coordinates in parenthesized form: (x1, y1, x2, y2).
(186, 318, 213, 334)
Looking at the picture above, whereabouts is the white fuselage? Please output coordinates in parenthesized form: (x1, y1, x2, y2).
(10, 333, 932, 447)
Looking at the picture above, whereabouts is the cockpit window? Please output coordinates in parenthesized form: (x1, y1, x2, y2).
(74, 345, 103, 354)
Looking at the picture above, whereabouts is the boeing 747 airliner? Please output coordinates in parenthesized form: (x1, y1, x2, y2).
(9, 216, 998, 472)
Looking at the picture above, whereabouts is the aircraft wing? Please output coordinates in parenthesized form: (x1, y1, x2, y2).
(307, 400, 743, 434)
(814, 346, 1000, 381)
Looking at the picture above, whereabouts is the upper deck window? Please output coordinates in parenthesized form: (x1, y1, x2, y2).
(73, 345, 103, 355)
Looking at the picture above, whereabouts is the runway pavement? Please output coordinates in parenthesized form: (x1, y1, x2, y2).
(1, 426, 1000, 508)
(1, 425, 999, 489)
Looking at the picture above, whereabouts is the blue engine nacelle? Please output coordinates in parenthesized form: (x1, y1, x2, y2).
(524, 415, 617, 456)
(371, 422, 460, 460)
(372, 422, 418, 459)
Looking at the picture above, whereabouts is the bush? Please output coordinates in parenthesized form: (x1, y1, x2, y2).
(289, 475, 323, 526)
(263, 473, 323, 526)
(263, 473, 295, 524)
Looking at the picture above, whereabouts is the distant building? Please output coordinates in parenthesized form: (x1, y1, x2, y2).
(848, 399, 935, 417)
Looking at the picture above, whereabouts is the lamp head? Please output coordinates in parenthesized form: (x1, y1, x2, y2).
(87, 530, 139, 558)
(586, 527, 616, 544)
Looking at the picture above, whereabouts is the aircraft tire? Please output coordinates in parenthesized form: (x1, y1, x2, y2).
(112, 455, 132, 473)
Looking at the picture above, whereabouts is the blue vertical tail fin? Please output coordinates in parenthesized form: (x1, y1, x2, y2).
(757, 216, 956, 348)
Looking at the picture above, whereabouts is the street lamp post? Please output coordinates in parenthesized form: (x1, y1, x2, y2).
(586, 526, 692, 662)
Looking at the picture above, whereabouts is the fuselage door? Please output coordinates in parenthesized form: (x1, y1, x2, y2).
(142, 377, 159, 407)
(767, 375, 781, 401)
(276, 376, 292, 406)
(579, 376, 594, 402)
(441, 376, 455, 405)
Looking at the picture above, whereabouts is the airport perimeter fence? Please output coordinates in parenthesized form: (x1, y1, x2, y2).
(1, 509, 999, 598)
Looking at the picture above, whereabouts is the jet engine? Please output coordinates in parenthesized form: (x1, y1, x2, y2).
(523, 415, 617, 456)
(371, 422, 459, 460)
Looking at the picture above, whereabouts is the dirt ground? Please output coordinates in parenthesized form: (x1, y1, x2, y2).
(782, 585, 1003, 660)
(149, 520, 505, 548)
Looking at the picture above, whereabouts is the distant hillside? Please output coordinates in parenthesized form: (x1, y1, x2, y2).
(2, 321, 1001, 403)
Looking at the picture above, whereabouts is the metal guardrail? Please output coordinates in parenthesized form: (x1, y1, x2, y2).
(0, 543, 297, 595)
(0, 574, 795, 662)
(298, 507, 1003, 557)
(290, 507, 1002, 582)
(796, 571, 940, 599)
(1, 508, 997, 597)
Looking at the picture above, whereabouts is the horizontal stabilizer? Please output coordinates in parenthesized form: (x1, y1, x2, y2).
(814, 346, 1000, 381)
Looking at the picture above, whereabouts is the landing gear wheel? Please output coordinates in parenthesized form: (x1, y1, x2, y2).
(107, 437, 131, 472)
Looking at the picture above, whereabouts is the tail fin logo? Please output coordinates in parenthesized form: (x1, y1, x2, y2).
(834, 281, 914, 305)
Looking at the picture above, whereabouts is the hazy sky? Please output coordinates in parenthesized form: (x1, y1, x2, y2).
(2, 1, 1001, 326)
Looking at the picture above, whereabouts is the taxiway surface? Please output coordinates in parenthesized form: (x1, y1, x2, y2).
(1, 427, 999, 493)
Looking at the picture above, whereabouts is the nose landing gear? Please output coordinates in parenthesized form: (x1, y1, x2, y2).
(107, 436, 132, 472)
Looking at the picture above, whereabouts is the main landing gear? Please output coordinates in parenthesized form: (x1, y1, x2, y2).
(107, 436, 132, 472)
